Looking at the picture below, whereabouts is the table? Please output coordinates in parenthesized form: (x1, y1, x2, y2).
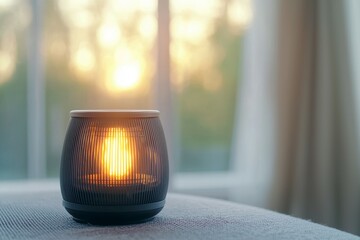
(0, 191, 358, 240)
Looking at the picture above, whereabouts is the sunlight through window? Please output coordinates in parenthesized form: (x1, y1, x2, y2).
(110, 62, 141, 91)
(71, 45, 95, 74)
(0, 51, 15, 84)
(97, 20, 121, 48)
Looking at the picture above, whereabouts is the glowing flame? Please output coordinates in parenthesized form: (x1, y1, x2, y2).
(101, 128, 133, 179)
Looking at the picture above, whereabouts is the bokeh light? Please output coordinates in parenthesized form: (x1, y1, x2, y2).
(71, 44, 95, 74)
(104, 47, 142, 93)
(112, 63, 141, 90)
(0, 50, 15, 84)
(97, 19, 121, 48)
(227, 0, 253, 31)
(0, 0, 16, 11)
(0, 0, 253, 178)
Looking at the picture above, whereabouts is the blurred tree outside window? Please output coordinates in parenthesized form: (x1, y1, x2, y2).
(0, 0, 252, 180)
(171, 0, 252, 171)
(0, 0, 29, 179)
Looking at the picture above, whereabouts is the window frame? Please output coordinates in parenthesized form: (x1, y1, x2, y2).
(24, 0, 246, 201)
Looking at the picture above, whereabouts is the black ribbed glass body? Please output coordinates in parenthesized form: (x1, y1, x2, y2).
(60, 111, 169, 224)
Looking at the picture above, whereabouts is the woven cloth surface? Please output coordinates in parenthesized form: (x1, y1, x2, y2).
(0, 192, 358, 240)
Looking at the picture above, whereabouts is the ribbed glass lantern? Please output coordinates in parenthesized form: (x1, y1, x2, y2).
(60, 110, 169, 224)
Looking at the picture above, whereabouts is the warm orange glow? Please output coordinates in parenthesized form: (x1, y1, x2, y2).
(101, 128, 133, 179)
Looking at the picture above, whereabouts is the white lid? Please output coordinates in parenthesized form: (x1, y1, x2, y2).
(70, 110, 160, 118)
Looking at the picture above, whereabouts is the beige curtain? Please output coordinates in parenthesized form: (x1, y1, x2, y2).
(232, 0, 360, 235)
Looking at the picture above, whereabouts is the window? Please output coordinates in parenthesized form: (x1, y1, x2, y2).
(171, 0, 251, 172)
(44, 0, 158, 177)
(0, 0, 29, 179)
(0, 0, 253, 197)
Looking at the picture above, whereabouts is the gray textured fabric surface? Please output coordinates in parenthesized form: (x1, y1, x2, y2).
(0, 192, 358, 240)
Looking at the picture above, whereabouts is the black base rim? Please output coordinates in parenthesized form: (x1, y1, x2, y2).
(63, 200, 165, 225)
(69, 210, 159, 225)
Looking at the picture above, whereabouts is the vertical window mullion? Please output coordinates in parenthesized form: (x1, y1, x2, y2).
(27, 0, 46, 179)
(156, 0, 177, 187)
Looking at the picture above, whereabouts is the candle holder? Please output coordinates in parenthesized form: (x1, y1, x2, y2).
(60, 110, 169, 224)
